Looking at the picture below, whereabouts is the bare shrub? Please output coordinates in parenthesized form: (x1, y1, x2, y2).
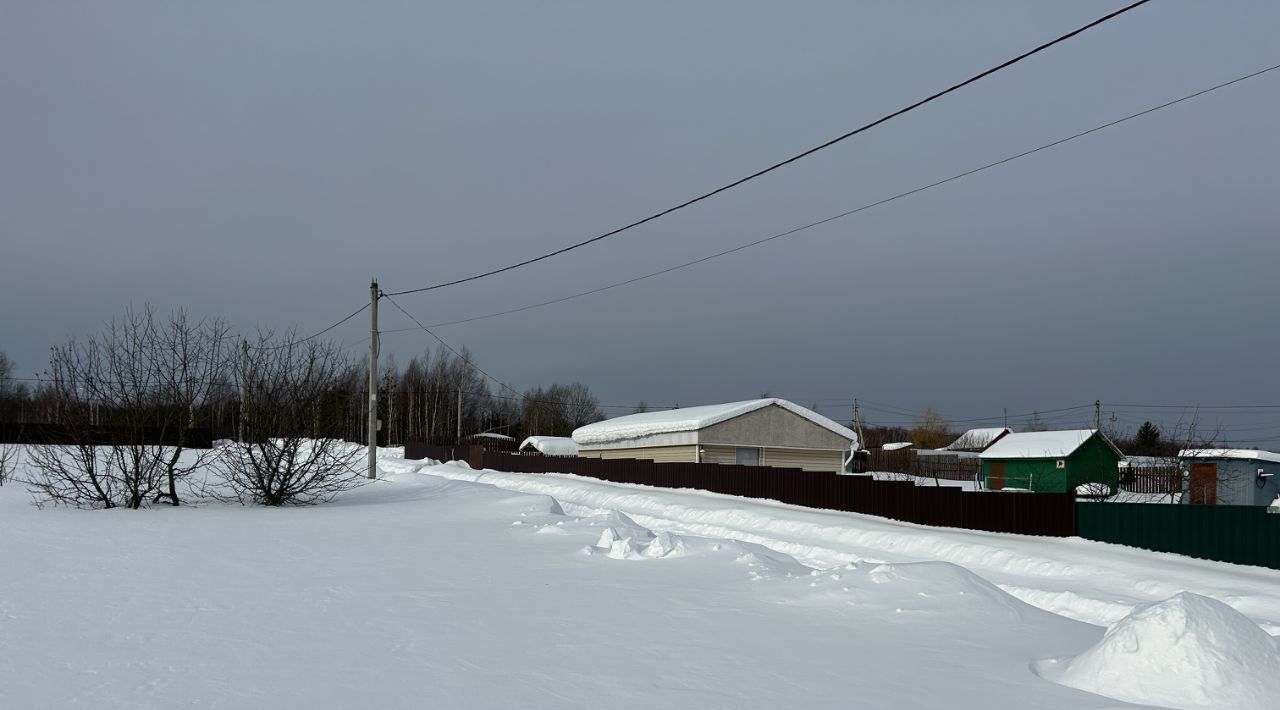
(213, 335, 362, 506)
(23, 307, 230, 509)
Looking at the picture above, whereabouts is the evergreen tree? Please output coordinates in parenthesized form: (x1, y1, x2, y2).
(1135, 421, 1161, 453)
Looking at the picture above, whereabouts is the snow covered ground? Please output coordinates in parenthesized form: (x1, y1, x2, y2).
(2, 449, 1278, 709)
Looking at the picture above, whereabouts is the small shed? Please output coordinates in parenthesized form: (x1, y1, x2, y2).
(572, 398, 857, 473)
(978, 429, 1122, 494)
(518, 436, 579, 457)
(944, 427, 1013, 453)
(1178, 449, 1280, 506)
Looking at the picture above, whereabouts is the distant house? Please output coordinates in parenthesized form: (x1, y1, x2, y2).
(460, 432, 518, 452)
(518, 436, 579, 457)
(944, 427, 1012, 453)
(572, 398, 858, 473)
(881, 442, 914, 451)
(1178, 449, 1280, 506)
(978, 430, 1123, 494)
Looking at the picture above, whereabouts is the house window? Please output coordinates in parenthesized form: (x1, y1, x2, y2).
(736, 447, 761, 466)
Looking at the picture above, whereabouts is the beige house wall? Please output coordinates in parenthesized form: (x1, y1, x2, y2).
(700, 444, 739, 466)
(698, 404, 853, 451)
(577, 445, 698, 463)
(763, 447, 842, 472)
(701, 443, 842, 472)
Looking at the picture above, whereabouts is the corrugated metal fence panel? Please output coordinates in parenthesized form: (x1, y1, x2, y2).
(1077, 503, 1280, 570)
(405, 442, 1078, 538)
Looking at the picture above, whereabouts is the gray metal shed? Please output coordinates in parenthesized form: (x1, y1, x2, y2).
(1178, 448, 1280, 506)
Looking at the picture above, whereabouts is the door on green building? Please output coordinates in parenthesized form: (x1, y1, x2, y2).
(1188, 462, 1217, 505)
(989, 462, 1005, 490)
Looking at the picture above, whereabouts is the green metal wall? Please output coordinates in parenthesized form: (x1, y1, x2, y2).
(983, 437, 1119, 494)
(1077, 503, 1280, 569)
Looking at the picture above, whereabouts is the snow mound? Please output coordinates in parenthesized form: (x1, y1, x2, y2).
(583, 511, 687, 560)
(867, 562, 1040, 621)
(1043, 592, 1280, 710)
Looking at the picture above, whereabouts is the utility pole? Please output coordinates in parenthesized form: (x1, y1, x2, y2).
(1095, 400, 1102, 431)
(239, 338, 249, 443)
(852, 399, 865, 448)
(456, 386, 462, 443)
(368, 280, 379, 480)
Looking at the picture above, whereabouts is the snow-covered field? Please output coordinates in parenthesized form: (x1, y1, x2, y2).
(2, 449, 1278, 709)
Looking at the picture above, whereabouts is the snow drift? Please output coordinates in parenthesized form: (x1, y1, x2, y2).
(1040, 592, 1280, 710)
(583, 510, 689, 560)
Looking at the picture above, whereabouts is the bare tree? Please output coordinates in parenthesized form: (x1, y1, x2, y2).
(152, 309, 233, 504)
(1086, 409, 1225, 504)
(24, 337, 128, 508)
(212, 334, 363, 506)
(0, 442, 18, 486)
(911, 405, 952, 449)
(0, 350, 32, 421)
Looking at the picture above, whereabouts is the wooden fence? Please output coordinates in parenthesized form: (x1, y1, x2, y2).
(404, 443, 1076, 537)
(1119, 465, 1181, 494)
(865, 449, 982, 483)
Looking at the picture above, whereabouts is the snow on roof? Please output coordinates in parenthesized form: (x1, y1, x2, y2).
(945, 427, 1012, 451)
(572, 398, 857, 447)
(518, 436, 579, 457)
(881, 442, 913, 451)
(1178, 448, 1280, 464)
(979, 430, 1116, 460)
(465, 432, 515, 441)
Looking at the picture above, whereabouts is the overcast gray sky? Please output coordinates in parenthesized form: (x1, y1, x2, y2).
(2, 1, 1278, 443)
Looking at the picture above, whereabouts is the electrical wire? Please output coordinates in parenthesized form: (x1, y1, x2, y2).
(384, 0, 1155, 297)
(379, 61, 1280, 332)
(248, 303, 370, 351)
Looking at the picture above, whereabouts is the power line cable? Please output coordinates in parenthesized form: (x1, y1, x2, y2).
(248, 303, 370, 351)
(380, 61, 1279, 332)
(380, 293, 681, 417)
(384, 0, 1155, 297)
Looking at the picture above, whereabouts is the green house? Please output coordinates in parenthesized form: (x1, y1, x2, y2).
(978, 429, 1123, 494)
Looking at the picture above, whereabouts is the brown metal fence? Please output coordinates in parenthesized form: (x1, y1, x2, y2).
(404, 442, 1076, 537)
(0, 422, 214, 449)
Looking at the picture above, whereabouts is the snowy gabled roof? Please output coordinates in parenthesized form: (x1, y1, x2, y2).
(464, 432, 515, 442)
(881, 442, 914, 451)
(572, 398, 857, 447)
(979, 430, 1121, 460)
(945, 427, 1012, 452)
(1178, 448, 1280, 465)
(518, 436, 579, 457)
